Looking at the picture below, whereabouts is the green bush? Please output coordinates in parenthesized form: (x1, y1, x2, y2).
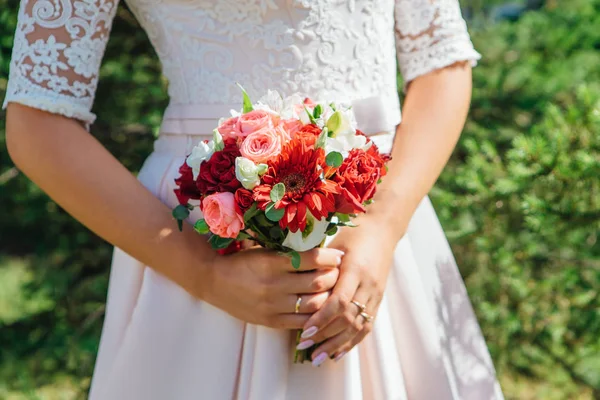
(432, 1, 600, 397)
(1, 1, 599, 399)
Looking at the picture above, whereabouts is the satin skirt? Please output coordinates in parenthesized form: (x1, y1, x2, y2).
(88, 111, 504, 400)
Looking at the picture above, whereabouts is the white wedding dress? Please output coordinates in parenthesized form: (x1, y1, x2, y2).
(4, 0, 505, 399)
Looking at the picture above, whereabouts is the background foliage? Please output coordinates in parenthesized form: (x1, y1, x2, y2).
(1, 0, 599, 399)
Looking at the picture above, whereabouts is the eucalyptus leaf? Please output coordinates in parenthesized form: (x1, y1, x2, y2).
(270, 182, 286, 203)
(290, 251, 301, 270)
(265, 202, 285, 222)
(326, 151, 343, 168)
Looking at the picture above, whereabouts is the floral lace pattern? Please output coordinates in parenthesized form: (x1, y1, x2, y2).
(4, 0, 480, 126)
(4, 0, 118, 124)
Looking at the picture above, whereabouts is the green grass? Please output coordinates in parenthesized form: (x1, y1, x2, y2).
(0, 258, 54, 324)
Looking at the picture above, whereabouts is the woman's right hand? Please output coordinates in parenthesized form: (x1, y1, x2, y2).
(204, 247, 344, 329)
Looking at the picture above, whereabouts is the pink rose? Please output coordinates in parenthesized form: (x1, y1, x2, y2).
(239, 127, 283, 164)
(202, 192, 244, 239)
(281, 118, 303, 137)
(236, 110, 275, 138)
(217, 117, 239, 140)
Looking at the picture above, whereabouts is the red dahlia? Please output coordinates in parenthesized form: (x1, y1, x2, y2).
(253, 140, 340, 232)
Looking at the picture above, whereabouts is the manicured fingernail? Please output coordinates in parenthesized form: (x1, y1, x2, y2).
(335, 250, 345, 256)
(334, 351, 347, 362)
(301, 326, 318, 339)
(296, 340, 314, 350)
(336, 256, 342, 266)
(312, 352, 328, 367)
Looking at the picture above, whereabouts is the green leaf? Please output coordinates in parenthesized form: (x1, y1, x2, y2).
(265, 202, 285, 222)
(326, 225, 338, 236)
(255, 213, 273, 227)
(313, 104, 322, 119)
(269, 226, 284, 239)
(243, 203, 259, 223)
(270, 182, 286, 203)
(208, 235, 235, 250)
(290, 251, 301, 270)
(237, 83, 254, 113)
(193, 219, 210, 235)
(335, 213, 351, 223)
(237, 231, 252, 240)
(326, 151, 343, 168)
(315, 127, 328, 149)
(304, 106, 317, 124)
(172, 205, 190, 222)
(176, 219, 183, 232)
(338, 221, 357, 228)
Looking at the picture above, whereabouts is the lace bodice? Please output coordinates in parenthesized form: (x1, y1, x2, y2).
(4, 0, 480, 128)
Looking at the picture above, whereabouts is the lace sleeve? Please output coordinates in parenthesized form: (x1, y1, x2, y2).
(2, 0, 119, 125)
(394, 0, 481, 84)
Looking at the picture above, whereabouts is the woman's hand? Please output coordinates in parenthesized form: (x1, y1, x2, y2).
(204, 247, 344, 330)
(296, 217, 401, 365)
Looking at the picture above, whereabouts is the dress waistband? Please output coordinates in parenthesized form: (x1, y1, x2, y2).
(159, 95, 401, 137)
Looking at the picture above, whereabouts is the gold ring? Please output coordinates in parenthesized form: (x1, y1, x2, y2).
(295, 296, 302, 314)
(351, 300, 366, 312)
(360, 311, 374, 323)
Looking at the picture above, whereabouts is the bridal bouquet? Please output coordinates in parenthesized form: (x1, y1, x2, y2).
(172, 87, 390, 362)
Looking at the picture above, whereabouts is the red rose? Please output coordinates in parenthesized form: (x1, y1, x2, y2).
(334, 147, 389, 214)
(217, 240, 243, 256)
(234, 188, 254, 214)
(196, 139, 242, 194)
(174, 162, 201, 205)
(294, 124, 322, 148)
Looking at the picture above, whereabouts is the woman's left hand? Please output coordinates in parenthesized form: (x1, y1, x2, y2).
(297, 215, 403, 366)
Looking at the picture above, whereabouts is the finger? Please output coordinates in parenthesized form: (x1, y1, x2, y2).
(300, 287, 368, 344)
(331, 326, 371, 363)
(274, 291, 331, 314)
(271, 248, 345, 272)
(308, 316, 364, 365)
(278, 268, 339, 294)
(300, 267, 360, 336)
(309, 299, 377, 364)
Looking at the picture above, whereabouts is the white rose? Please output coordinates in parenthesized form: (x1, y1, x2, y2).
(282, 211, 330, 252)
(235, 157, 267, 190)
(186, 140, 215, 180)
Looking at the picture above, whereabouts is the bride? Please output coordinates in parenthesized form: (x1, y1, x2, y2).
(4, 0, 504, 399)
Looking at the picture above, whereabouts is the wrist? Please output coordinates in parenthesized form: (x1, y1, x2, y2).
(178, 230, 219, 301)
(361, 205, 410, 243)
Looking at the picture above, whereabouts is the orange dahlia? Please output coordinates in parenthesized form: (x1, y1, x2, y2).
(253, 140, 340, 232)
